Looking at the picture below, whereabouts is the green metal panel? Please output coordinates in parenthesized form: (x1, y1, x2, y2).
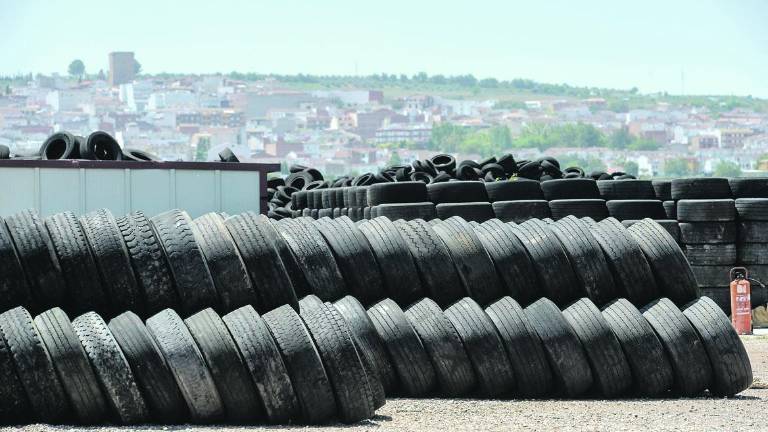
(221, 170, 260, 215)
(0, 167, 36, 217)
(130, 169, 172, 217)
(175, 170, 217, 219)
(39, 168, 81, 216)
(84, 169, 126, 215)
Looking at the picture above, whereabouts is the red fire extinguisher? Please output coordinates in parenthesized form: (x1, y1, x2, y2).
(730, 267, 752, 335)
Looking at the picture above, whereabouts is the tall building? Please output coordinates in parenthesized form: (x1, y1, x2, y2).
(108, 52, 135, 86)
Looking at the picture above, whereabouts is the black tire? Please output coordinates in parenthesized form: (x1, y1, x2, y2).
(81, 131, 122, 160)
(108, 311, 187, 423)
(443, 298, 515, 397)
(122, 148, 158, 162)
(358, 217, 425, 305)
(562, 298, 632, 397)
(373, 202, 436, 221)
(627, 219, 700, 305)
(435, 202, 495, 222)
(186, 308, 264, 423)
(652, 180, 672, 201)
(683, 297, 752, 396)
(473, 220, 540, 305)
(427, 181, 489, 204)
(5, 209, 66, 312)
(739, 242, 768, 264)
(151, 210, 219, 315)
(541, 178, 600, 200)
(224, 212, 299, 312)
(524, 298, 593, 397)
(589, 218, 659, 306)
(627, 219, 680, 243)
(642, 298, 712, 396)
(0, 217, 32, 314)
(0, 315, 29, 423)
(690, 265, 731, 287)
(73, 312, 148, 424)
(0, 144, 8, 159)
(147, 309, 224, 423)
(735, 198, 768, 220)
(663, 200, 677, 219)
(729, 177, 768, 198)
(432, 217, 504, 306)
(81, 209, 144, 316)
(597, 179, 655, 200)
(686, 244, 737, 265)
(193, 213, 258, 313)
(367, 181, 428, 205)
(405, 298, 477, 397)
(485, 296, 553, 397)
(677, 199, 736, 222)
(44, 212, 106, 316)
(484, 179, 544, 201)
(492, 200, 551, 223)
(40, 132, 79, 159)
(606, 199, 666, 221)
(34, 308, 107, 423)
(679, 221, 736, 244)
(510, 220, 582, 306)
(395, 219, 466, 307)
(116, 212, 178, 316)
(738, 221, 768, 243)
(333, 296, 397, 393)
(300, 300, 375, 423)
(601, 299, 673, 396)
(0, 307, 68, 423)
(367, 299, 436, 396)
(671, 178, 732, 200)
(274, 218, 347, 301)
(548, 199, 609, 221)
(549, 216, 617, 306)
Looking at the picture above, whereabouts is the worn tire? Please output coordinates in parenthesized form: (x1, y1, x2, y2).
(435, 202, 495, 222)
(671, 178, 732, 200)
(679, 222, 736, 244)
(548, 199, 609, 221)
(597, 179, 655, 200)
(427, 181, 489, 204)
(606, 199, 666, 221)
(492, 200, 551, 223)
(0, 217, 32, 314)
(541, 178, 601, 200)
(373, 202, 436, 221)
(485, 179, 544, 201)
(735, 198, 768, 220)
(677, 199, 736, 222)
(0, 316, 29, 423)
(686, 244, 737, 265)
(367, 181, 428, 205)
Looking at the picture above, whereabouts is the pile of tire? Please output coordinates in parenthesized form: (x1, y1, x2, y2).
(2, 131, 160, 162)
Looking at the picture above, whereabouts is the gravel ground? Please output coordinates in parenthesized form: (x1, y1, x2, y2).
(7, 335, 767, 432)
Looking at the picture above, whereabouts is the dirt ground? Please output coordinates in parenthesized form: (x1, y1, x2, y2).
(9, 336, 768, 432)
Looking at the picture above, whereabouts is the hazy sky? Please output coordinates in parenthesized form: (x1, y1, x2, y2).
(2, 0, 767, 97)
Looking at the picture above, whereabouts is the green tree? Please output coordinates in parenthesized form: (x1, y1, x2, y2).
(388, 151, 402, 167)
(133, 59, 142, 75)
(610, 127, 632, 149)
(713, 160, 742, 177)
(627, 138, 660, 151)
(624, 160, 639, 177)
(664, 158, 691, 177)
(195, 137, 211, 161)
(68, 59, 85, 78)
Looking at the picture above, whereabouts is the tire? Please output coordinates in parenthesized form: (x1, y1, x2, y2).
(686, 244, 737, 265)
(541, 178, 600, 200)
(589, 218, 659, 306)
(627, 219, 700, 305)
(652, 180, 672, 201)
(663, 200, 677, 219)
(548, 199, 609, 221)
(373, 202, 436, 221)
(682, 297, 752, 396)
(510, 220, 582, 306)
(679, 222, 736, 244)
(367, 181, 428, 205)
(492, 200, 551, 223)
(367, 299, 436, 396)
(677, 199, 736, 222)
(0, 144, 8, 159)
(473, 220, 540, 305)
(5, 209, 66, 312)
(108, 311, 187, 423)
(671, 178, 732, 200)
(405, 298, 477, 396)
(484, 179, 544, 201)
(40, 132, 79, 159)
(738, 221, 768, 243)
(72, 312, 148, 424)
(44, 212, 106, 316)
(427, 181, 489, 204)
(123, 148, 158, 162)
(432, 217, 504, 306)
(737, 243, 768, 264)
(562, 298, 632, 397)
(0, 217, 32, 314)
(549, 216, 617, 306)
(690, 265, 731, 287)
(597, 179, 655, 200)
(274, 218, 347, 301)
(193, 213, 258, 313)
(0, 315, 29, 423)
(314, 217, 387, 306)
(729, 178, 768, 198)
(485, 296, 553, 397)
(116, 212, 178, 316)
(0, 307, 68, 423)
(358, 217, 425, 306)
(524, 298, 593, 397)
(601, 299, 673, 396)
(641, 298, 712, 396)
(735, 198, 768, 220)
(224, 212, 299, 312)
(147, 309, 224, 423)
(435, 202, 495, 222)
(223, 305, 299, 423)
(395, 219, 466, 307)
(34, 308, 107, 423)
(606, 200, 666, 221)
(81, 131, 122, 160)
(151, 210, 219, 315)
(333, 296, 397, 393)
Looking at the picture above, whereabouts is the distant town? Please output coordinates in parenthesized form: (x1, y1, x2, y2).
(2, 51, 768, 178)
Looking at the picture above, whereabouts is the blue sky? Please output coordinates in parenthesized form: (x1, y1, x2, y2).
(1, 0, 767, 96)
